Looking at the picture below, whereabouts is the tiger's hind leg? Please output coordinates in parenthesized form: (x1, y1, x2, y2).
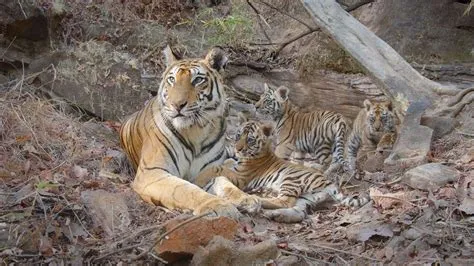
(324, 183, 370, 207)
(259, 195, 298, 209)
(263, 191, 331, 223)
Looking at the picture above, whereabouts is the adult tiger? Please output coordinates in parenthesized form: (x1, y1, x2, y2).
(255, 83, 351, 173)
(345, 99, 398, 171)
(120, 46, 257, 218)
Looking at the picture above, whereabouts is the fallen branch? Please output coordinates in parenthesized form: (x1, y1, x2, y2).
(246, 0, 272, 42)
(309, 243, 381, 262)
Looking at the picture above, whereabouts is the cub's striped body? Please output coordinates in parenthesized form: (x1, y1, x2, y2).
(255, 84, 351, 171)
(196, 120, 369, 209)
(345, 99, 397, 171)
(120, 47, 251, 218)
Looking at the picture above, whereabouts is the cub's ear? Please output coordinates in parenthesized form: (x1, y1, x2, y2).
(263, 83, 271, 92)
(237, 111, 249, 124)
(384, 101, 393, 111)
(204, 48, 228, 71)
(363, 99, 372, 111)
(261, 123, 273, 137)
(275, 86, 289, 102)
(163, 45, 179, 66)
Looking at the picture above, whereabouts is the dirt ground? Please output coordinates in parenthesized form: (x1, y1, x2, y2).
(1, 0, 473, 265)
(1, 79, 473, 265)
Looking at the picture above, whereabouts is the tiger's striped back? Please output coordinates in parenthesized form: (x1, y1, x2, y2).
(255, 84, 350, 171)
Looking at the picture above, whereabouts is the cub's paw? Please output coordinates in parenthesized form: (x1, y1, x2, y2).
(194, 198, 241, 220)
(235, 195, 261, 214)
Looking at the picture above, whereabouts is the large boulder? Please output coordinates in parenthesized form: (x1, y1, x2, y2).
(27, 41, 154, 121)
(355, 0, 474, 63)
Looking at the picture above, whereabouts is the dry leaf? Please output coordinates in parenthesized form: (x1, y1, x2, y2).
(357, 224, 393, 242)
(39, 235, 53, 256)
(23, 160, 31, 174)
(369, 187, 423, 209)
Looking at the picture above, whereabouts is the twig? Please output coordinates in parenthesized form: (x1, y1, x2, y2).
(280, 249, 326, 263)
(94, 243, 144, 262)
(129, 211, 213, 261)
(111, 224, 162, 248)
(265, 0, 375, 57)
(1, 36, 17, 58)
(17, 0, 27, 19)
(137, 247, 169, 264)
(309, 243, 381, 262)
(246, 0, 272, 42)
(256, 0, 314, 30)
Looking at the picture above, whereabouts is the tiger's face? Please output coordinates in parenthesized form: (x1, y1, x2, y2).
(364, 99, 396, 135)
(159, 47, 228, 129)
(255, 84, 289, 120)
(233, 121, 273, 159)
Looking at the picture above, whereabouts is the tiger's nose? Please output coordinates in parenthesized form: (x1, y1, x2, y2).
(172, 101, 187, 112)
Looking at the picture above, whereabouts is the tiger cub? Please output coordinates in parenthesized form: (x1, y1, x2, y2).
(255, 83, 351, 173)
(196, 120, 370, 209)
(345, 99, 398, 171)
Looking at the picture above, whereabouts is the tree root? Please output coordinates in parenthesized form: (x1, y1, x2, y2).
(435, 87, 474, 118)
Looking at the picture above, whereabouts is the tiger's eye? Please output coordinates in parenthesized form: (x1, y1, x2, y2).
(167, 76, 175, 84)
(192, 77, 207, 86)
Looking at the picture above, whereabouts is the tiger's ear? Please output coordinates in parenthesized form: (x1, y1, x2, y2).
(263, 83, 271, 92)
(275, 86, 289, 102)
(237, 111, 249, 124)
(163, 45, 179, 66)
(204, 48, 228, 71)
(385, 101, 393, 111)
(261, 123, 273, 137)
(363, 99, 372, 111)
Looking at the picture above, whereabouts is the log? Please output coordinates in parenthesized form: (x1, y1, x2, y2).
(300, 0, 447, 111)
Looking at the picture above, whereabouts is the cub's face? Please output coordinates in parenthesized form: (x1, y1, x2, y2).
(233, 121, 272, 159)
(364, 99, 396, 135)
(159, 47, 227, 129)
(255, 84, 289, 120)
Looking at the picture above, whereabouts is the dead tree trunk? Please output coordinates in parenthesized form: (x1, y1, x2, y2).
(301, 0, 447, 111)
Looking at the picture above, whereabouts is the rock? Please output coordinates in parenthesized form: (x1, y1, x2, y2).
(356, 0, 474, 63)
(346, 220, 394, 242)
(190, 236, 279, 266)
(420, 116, 459, 140)
(29, 41, 153, 121)
(402, 228, 423, 240)
(361, 150, 386, 173)
(155, 216, 238, 263)
(80, 190, 131, 237)
(385, 101, 433, 173)
(403, 163, 460, 191)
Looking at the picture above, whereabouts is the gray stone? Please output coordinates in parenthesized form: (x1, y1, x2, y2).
(403, 163, 460, 191)
(29, 41, 153, 121)
(357, 0, 474, 63)
(80, 189, 131, 237)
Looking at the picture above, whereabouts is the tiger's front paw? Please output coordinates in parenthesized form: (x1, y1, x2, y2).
(235, 195, 261, 214)
(194, 198, 241, 220)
